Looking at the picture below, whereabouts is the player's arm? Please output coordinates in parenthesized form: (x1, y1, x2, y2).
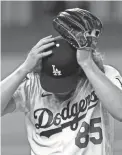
(77, 49, 122, 122)
(1, 35, 57, 116)
(1, 67, 28, 116)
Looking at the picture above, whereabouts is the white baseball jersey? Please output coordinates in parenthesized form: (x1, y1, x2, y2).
(13, 65, 122, 155)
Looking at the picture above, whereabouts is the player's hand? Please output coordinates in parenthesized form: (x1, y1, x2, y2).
(22, 35, 57, 73)
(76, 48, 93, 68)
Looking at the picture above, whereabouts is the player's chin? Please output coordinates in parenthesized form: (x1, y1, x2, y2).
(55, 90, 72, 96)
(55, 89, 75, 97)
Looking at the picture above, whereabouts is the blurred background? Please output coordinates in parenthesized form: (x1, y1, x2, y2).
(1, 1, 122, 155)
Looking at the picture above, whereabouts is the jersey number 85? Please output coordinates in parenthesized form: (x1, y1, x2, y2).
(75, 117, 103, 148)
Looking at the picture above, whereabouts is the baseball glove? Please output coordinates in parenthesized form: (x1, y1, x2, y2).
(53, 8, 103, 50)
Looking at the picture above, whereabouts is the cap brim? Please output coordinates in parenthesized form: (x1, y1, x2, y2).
(40, 73, 78, 94)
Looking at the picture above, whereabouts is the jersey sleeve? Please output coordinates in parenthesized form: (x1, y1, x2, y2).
(104, 65, 122, 90)
(12, 76, 30, 113)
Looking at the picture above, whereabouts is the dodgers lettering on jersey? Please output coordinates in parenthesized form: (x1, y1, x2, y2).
(13, 65, 122, 155)
(34, 90, 98, 137)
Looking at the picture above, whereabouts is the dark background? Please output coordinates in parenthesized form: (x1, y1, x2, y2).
(1, 1, 122, 155)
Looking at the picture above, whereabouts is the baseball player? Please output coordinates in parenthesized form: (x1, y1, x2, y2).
(1, 8, 122, 155)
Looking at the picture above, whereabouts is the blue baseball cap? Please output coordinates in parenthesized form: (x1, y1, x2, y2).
(40, 38, 80, 93)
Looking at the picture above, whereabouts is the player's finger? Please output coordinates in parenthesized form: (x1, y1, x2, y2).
(35, 36, 59, 48)
(42, 36, 62, 45)
(39, 50, 53, 58)
(33, 36, 62, 50)
(42, 35, 52, 39)
(36, 42, 55, 54)
(36, 36, 62, 49)
(32, 35, 53, 50)
(54, 35, 63, 41)
(42, 36, 62, 42)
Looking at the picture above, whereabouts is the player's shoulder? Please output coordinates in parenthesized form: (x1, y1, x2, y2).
(104, 65, 122, 89)
(104, 65, 121, 78)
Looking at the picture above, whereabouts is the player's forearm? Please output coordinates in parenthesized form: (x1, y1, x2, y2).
(81, 60, 122, 121)
(0, 64, 28, 113)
